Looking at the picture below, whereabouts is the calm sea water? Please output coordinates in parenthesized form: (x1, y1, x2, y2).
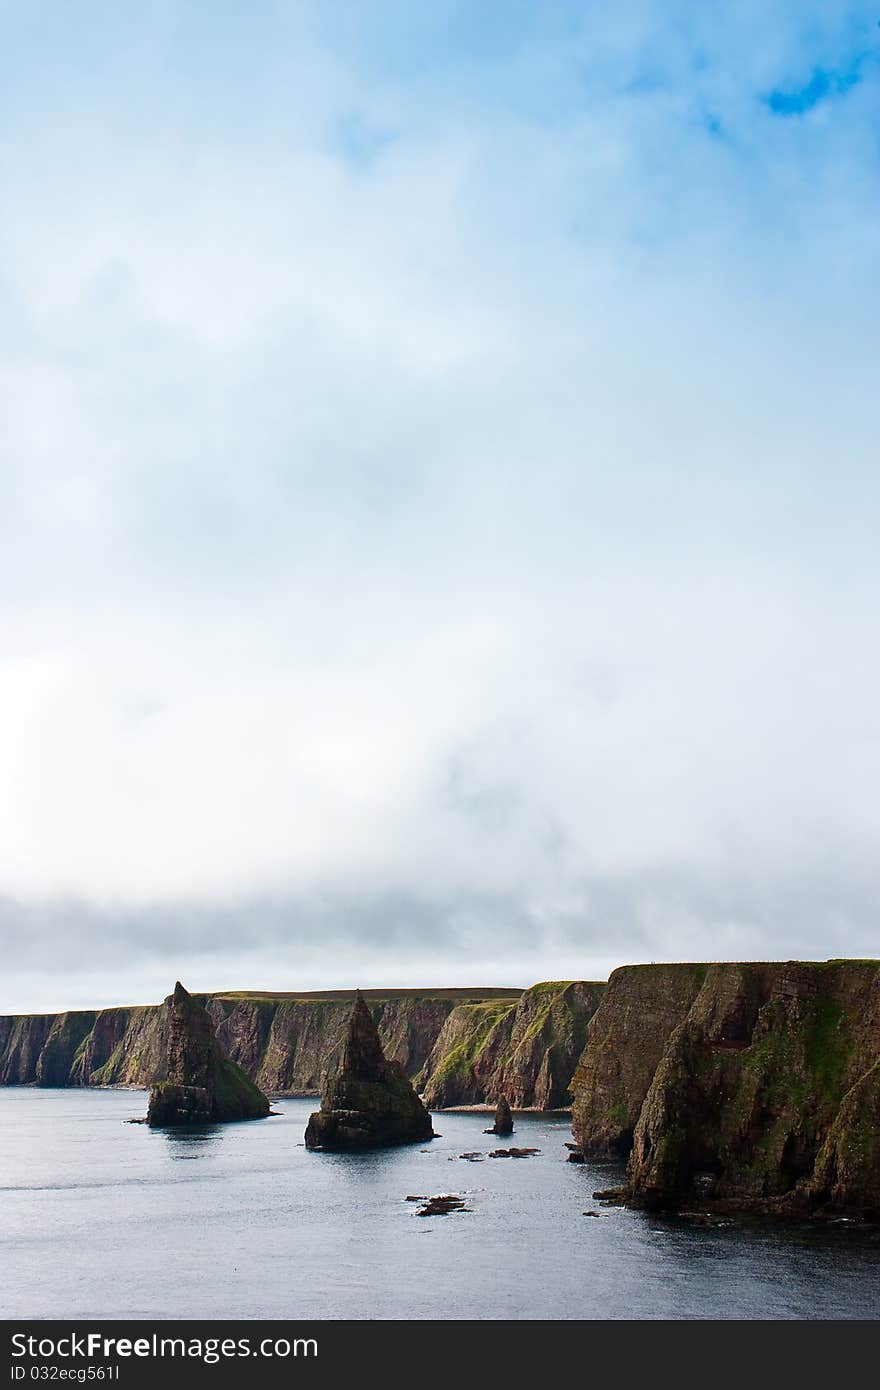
(1, 1088, 878, 1320)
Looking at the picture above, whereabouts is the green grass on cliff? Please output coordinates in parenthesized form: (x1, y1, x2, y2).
(212, 1057, 270, 1119)
(731, 995, 852, 1107)
(70, 1029, 93, 1074)
(209, 987, 523, 1002)
(437, 992, 544, 1084)
(497, 982, 575, 1064)
(90, 1039, 129, 1087)
(805, 999, 851, 1097)
(607, 1100, 629, 1127)
(428, 1001, 515, 1088)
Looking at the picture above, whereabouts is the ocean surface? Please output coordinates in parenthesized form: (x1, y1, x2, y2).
(1, 1088, 878, 1320)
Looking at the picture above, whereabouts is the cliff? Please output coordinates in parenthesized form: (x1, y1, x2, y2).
(573, 960, 880, 1217)
(146, 982, 270, 1125)
(0, 982, 599, 1109)
(206, 993, 475, 1095)
(305, 993, 434, 1150)
(419, 981, 606, 1109)
(571, 964, 708, 1156)
(0, 989, 521, 1097)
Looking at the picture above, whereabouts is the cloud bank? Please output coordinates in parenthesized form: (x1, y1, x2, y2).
(1, 3, 878, 1009)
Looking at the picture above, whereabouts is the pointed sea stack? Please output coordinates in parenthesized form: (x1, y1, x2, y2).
(146, 982, 271, 1126)
(304, 992, 435, 1150)
(490, 1096, 514, 1135)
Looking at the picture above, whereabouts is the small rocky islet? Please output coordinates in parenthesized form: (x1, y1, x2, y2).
(3, 959, 879, 1219)
(485, 1096, 514, 1135)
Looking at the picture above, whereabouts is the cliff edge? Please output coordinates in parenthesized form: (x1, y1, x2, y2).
(419, 980, 605, 1109)
(572, 960, 880, 1216)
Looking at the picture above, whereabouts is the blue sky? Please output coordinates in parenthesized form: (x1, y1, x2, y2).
(1, 3, 879, 1010)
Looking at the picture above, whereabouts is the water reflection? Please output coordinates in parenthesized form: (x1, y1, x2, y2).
(314, 1140, 437, 1180)
(159, 1124, 223, 1159)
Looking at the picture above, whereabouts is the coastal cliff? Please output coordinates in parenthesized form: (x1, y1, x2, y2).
(206, 993, 472, 1094)
(0, 989, 521, 1097)
(0, 982, 601, 1109)
(573, 960, 880, 1216)
(571, 964, 707, 1156)
(419, 980, 606, 1109)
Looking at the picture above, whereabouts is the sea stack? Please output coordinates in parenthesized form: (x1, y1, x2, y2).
(490, 1096, 514, 1135)
(146, 982, 271, 1126)
(304, 992, 435, 1151)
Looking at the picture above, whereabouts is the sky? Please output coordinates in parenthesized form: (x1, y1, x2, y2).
(1, 2, 879, 1012)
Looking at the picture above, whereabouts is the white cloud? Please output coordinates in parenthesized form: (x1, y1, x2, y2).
(1, 2, 878, 1009)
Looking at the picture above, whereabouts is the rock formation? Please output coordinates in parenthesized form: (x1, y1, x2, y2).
(419, 980, 606, 1109)
(304, 993, 435, 1151)
(146, 982, 270, 1126)
(573, 960, 880, 1217)
(489, 1097, 514, 1135)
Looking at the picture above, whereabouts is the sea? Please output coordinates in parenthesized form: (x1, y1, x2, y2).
(1, 1088, 877, 1320)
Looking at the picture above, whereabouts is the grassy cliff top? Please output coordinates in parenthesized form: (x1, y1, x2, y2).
(208, 986, 525, 1002)
(0, 987, 525, 1021)
(612, 959, 879, 972)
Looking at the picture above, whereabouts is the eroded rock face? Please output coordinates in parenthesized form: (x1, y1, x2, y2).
(146, 983, 270, 1126)
(208, 994, 461, 1095)
(571, 965, 707, 1157)
(419, 981, 605, 1110)
(304, 994, 435, 1151)
(0, 1014, 58, 1085)
(808, 1057, 880, 1214)
(574, 960, 880, 1217)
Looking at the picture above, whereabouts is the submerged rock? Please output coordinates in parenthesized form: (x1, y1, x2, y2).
(488, 1147, 540, 1158)
(415, 1194, 469, 1216)
(487, 1096, 514, 1135)
(304, 993, 435, 1151)
(146, 983, 271, 1127)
